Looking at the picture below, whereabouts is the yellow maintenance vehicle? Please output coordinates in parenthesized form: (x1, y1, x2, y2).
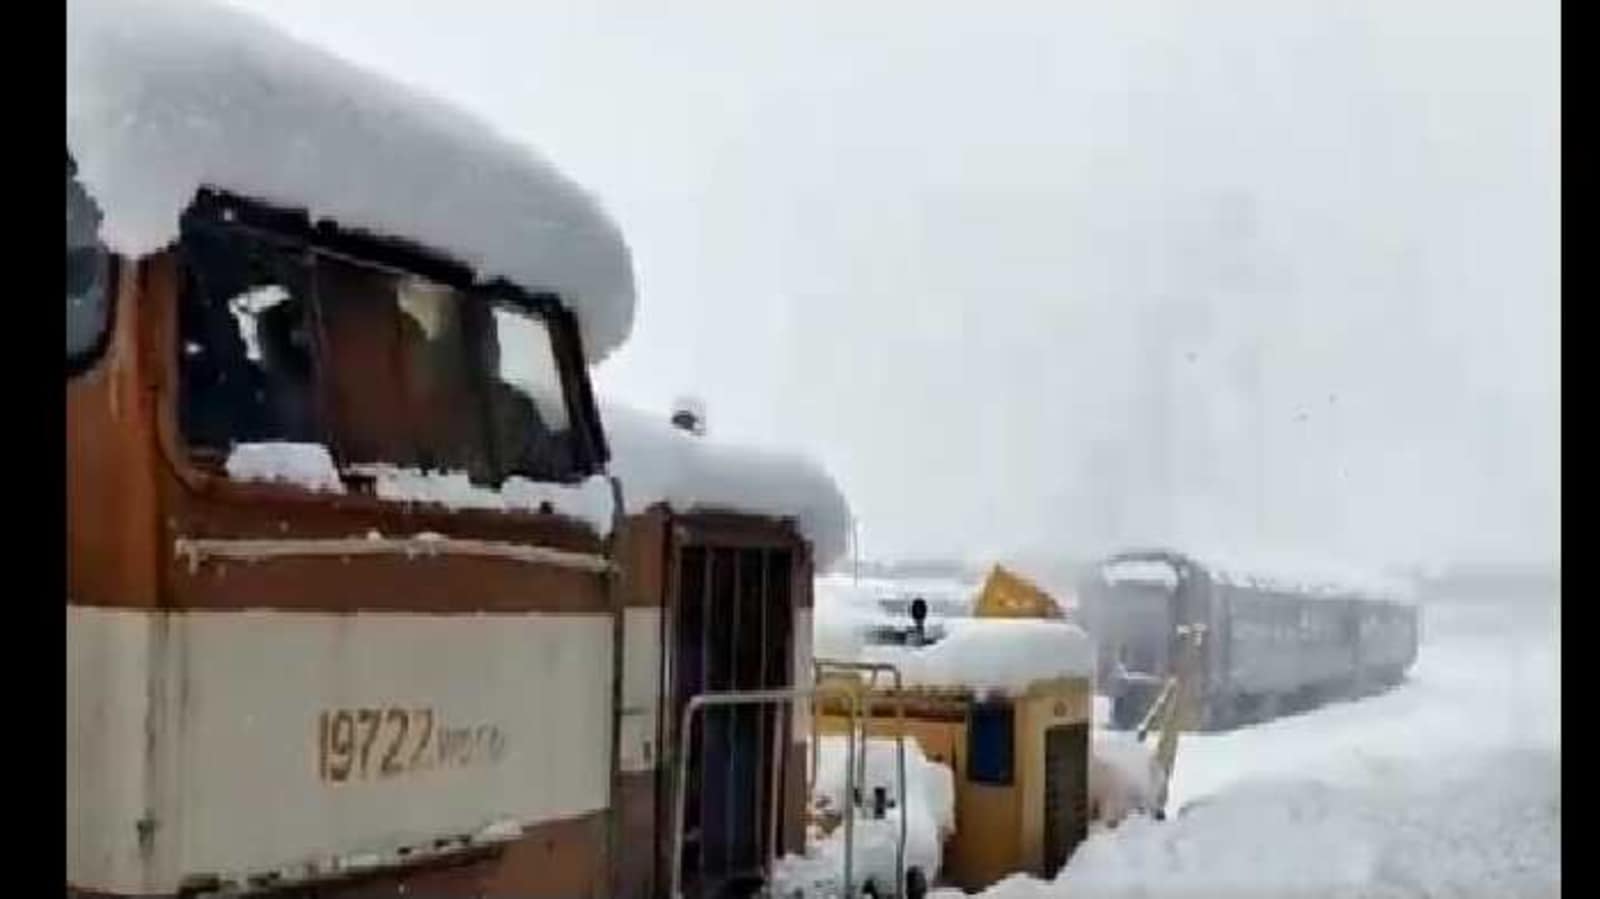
(810, 565, 1200, 894)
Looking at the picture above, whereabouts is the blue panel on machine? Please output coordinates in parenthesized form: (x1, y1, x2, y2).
(967, 701, 1015, 785)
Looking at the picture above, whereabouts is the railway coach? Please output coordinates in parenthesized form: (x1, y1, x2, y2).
(1080, 549, 1419, 731)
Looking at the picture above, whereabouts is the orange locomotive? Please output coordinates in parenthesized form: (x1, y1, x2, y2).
(67, 2, 836, 897)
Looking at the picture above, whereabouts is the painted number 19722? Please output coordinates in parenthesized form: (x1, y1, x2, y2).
(316, 707, 507, 783)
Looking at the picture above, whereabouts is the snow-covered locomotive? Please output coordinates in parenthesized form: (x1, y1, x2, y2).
(67, 2, 850, 896)
(1080, 549, 1419, 731)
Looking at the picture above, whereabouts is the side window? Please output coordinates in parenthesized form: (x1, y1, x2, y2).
(967, 700, 1015, 786)
(67, 158, 112, 372)
(394, 275, 496, 478)
(175, 197, 593, 489)
(314, 257, 574, 483)
(312, 255, 434, 473)
(178, 217, 318, 453)
(485, 305, 577, 481)
(491, 306, 569, 430)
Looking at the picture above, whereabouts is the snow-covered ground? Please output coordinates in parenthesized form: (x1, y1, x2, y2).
(1161, 593, 1559, 813)
(947, 590, 1562, 899)
(807, 575, 1558, 897)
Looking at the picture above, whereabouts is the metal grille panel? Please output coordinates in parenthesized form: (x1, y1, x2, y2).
(1042, 722, 1089, 877)
(672, 543, 794, 897)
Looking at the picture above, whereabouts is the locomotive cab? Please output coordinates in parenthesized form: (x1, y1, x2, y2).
(69, 3, 848, 898)
(68, 4, 642, 893)
(1083, 553, 1206, 730)
(67, 159, 626, 897)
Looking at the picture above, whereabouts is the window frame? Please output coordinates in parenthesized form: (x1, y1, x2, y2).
(966, 699, 1016, 786)
(67, 154, 119, 378)
(175, 188, 610, 484)
(66, 256, 119, 378)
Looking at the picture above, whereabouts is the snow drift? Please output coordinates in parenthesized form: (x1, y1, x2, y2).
(1057, 747, 1559, 899)
(1088, 732, 1162, 827)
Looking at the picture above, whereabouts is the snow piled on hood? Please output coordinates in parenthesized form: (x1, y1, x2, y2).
(605, 404, 852, 568)
(861, 618, 1095, 693)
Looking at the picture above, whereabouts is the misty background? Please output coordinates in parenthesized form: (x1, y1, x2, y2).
(225, 0, 1559, 574)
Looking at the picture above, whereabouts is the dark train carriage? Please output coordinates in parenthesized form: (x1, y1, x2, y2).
(1081, 549, 1419, 731)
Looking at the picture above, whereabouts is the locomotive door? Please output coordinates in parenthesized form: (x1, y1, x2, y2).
(667, 530, 795, 898)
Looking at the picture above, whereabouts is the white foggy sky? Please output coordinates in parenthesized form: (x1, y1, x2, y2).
(224, 0, 1559, 570)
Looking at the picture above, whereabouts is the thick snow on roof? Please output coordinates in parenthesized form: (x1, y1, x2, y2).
(67, 0, 635, 362)
(861, 618, 1095, 693)
(605, 405, 852, 568)
(814, 577, 892, 662)
(1200, 551, 1416, 604)
(1106, 547, 1416, 604)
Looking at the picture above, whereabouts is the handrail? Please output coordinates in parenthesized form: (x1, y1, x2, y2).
(1134, 678, 1176, 743)
(1140, 625, 1206, 815)
(812, 658, 909, 893)
(671, 685, 861, 899)
(172, 534, 614, 574)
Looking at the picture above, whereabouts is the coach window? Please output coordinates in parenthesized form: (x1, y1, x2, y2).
(967, 701, 1015, 786)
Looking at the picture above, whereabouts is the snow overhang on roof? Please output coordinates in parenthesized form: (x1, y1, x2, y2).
(67, 0, 636, 363)
(603, 404, 852, 569)
(1105, 547, 1416, 604)
(862, 618, 1096, 694)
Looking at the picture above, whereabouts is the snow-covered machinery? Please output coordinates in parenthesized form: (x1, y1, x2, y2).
(807, 568, 1098, 894)
(1080, 548, 1421, 731)
(67, 2, 849, 897)
(812, 668, 1094, 894)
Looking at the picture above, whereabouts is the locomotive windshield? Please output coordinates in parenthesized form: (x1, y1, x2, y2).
(176, 192, 604, 486)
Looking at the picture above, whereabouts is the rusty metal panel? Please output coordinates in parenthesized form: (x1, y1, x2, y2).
(67, 259, 165, 610)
